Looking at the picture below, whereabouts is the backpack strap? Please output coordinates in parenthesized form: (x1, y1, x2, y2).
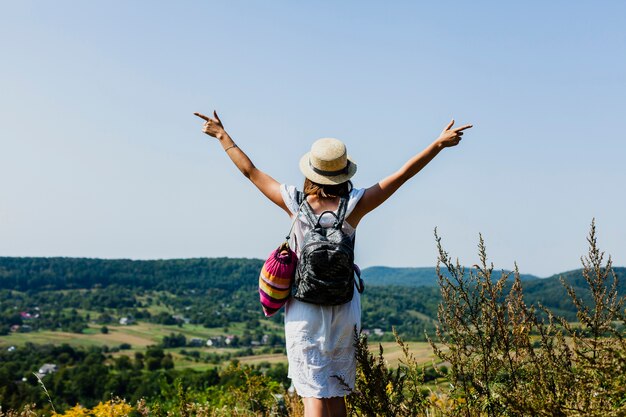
(335, 196, 349, 229)
(297, 192, 318, 227)
(285, 195, 306, 242)
(354, 263, 364, 293)
(295, 191, 304, 205)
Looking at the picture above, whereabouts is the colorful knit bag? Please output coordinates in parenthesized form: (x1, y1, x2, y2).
(259, 243, 297, 317)
(258, 200, 304, 317)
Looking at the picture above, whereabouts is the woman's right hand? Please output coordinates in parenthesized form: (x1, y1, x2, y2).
(194, 111, 227, 140)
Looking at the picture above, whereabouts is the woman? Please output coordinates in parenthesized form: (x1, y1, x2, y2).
(194, 110, 472, 417)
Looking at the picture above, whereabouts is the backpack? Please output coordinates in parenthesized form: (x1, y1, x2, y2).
(293, 191, 364, 305)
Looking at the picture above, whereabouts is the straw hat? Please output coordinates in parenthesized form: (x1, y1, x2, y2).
(299, 138, 357, 185)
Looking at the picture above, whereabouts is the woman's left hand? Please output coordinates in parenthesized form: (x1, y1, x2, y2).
(194, 111, 227, 140)
(436, 119, 473, 148)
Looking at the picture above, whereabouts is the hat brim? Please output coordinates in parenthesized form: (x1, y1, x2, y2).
(299, 153, 357, 185)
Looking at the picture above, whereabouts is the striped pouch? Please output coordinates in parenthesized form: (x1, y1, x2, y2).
(259, 243, 297, 317)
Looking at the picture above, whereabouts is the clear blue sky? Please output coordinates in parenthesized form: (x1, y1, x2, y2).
(1, 1, 624, 277)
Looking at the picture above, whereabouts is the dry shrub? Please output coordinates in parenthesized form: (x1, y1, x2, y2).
(430, 220, 626, 417)
(346, 328, 430, 416)
(0, 404, 38, 417)
(283, 392, 304, 417)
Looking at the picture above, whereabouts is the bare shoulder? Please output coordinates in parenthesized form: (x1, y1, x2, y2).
(345, 186, 374, 228)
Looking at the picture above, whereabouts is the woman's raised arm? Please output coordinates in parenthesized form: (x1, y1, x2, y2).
(348, 120, 472, 227)
(194, 111, 290, 214)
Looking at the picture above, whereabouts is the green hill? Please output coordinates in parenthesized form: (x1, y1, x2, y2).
(0, 257, 623, 334)
(0, 256, 263, 291)
(361, 265, 626, 321)
(522, 267, 626, 320)
(361, 266, 540, 287)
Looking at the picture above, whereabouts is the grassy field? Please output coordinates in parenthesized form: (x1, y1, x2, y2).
(168, 340, 438, 370)
(1, 320, 285, 345)
(234, 340, 439, 368)
(0, 321, 437, 369)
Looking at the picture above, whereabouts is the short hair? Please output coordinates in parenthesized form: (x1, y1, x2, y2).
(303, 178, 353, 198)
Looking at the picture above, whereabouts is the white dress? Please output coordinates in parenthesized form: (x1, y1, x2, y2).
(280, 184, 365, 398)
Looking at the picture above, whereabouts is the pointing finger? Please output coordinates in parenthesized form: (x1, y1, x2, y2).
(445, 119, 455, 130)
(194, 112, 210, 122)
(453, 124, 473, 132)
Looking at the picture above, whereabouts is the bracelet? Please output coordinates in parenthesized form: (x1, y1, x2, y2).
(224, 144, 238, 152)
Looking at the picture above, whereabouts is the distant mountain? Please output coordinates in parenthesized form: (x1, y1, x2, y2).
(362, 266, 541, 287)
(361, 265, 626, 322)
(522, 267, 626, 320)
(361, 267, 440, 287)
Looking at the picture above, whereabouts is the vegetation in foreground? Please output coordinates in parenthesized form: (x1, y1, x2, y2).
(2, 221, 625, 416)
(347, 221, 625, 416)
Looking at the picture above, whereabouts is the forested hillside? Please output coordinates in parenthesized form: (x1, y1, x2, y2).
(1, 257, 624, 332)
(363, 264, 626, 321)
(0, 257, 261, 292)
(362, 266, 540, 286)
(0, 257, 442, 340)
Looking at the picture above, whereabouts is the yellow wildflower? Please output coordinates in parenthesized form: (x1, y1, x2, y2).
(52, 404, 90, 417)
(385, 381, 394, 395)
(91, 400, 133, 417)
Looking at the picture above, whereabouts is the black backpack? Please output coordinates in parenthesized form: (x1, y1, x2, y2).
(293, 191, 364, 305)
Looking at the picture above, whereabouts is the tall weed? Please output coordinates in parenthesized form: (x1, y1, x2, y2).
(428, 220, 626, 416)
